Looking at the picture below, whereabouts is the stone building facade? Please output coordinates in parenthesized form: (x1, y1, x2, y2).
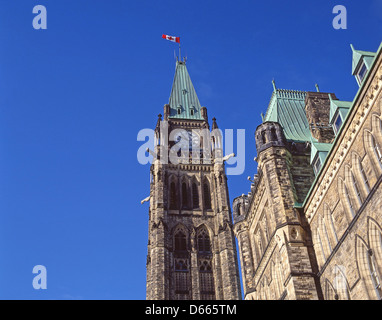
(145, 59, 241, 300)
(233, 43, 382, 300)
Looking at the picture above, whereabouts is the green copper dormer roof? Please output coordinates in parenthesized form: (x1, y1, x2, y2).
(264, 84, 312, 142)
(168, 60, 203, 120)
(351, 44, 376, 75)
(310, 141, 333, 164)
(329, 94, 352, 124)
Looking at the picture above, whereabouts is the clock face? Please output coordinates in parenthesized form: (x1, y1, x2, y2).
(176, 130, 200, 151)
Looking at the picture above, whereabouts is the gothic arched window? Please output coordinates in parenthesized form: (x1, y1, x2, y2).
(356, 236, 382, 300)
(351, 171, 363, 205)
(237, 203, 241, 216)
(197, 227, 215, 299)
(182, 182, 188, 209)
(170, 181, 178, 210)
(359, 158, 370, 193)
(197, 228, 211, 253)
(344, 183, 355, 217)
(261, 131, 266, 144)
(203, 180, 212, 210)
(368, 250, 382, 299)
(199, 259, 215, 300)
(192, 182, 199, 209)
(372, 134, 382, 166)
(173, 228, 190, 300)
(270, 128, 278, 141)
(174, 230, 187, 251)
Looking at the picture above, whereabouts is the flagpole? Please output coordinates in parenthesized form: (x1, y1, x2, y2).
(179, 43, 181, 61)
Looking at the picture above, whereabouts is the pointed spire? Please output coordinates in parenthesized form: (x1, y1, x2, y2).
(168, 60, 203, 120)
(315, 84, 320, 92)
(155, 114, 162, 129)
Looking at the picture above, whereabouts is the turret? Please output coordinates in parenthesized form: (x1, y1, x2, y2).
(255, 121, 286, 154)
(232, 195, 248, 224)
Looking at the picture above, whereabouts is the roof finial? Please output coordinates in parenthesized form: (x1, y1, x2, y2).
(212, 117, 218, 129)
(261, 112, 265, 122)
(272, 79, 277, 92)
(315, 83, 320, 92)
(350, 43, 355, 52)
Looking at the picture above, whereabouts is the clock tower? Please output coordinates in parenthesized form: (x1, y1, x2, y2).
(145, 58, 242, 300)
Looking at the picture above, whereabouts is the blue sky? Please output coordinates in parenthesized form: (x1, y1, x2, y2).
(0, 0, 380, 300)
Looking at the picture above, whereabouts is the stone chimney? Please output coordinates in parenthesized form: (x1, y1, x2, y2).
(305, 92, 337, 143)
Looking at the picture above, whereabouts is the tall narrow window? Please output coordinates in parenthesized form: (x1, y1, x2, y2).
(203, 180, 211, 209)
(170, 182, 177, 210)
(199, 260, 215, 300)
(174, 258, 190, 300)
(261, 131, 266, 144)
(326, 206, 338, 243)
(258, 240, 263, 256)
(344, 183, 355, 218)
(173, 229, 190, 300)
(360, 161, 370, 192)
(317, 230, 327, 262)
(252, 230, 260, 265)
(357, 63, 368, 84)
(372, 135, 382, 165)
(352, 172, 363, 205)
(270, 128, 278, 141)
(182, 182, 188, 209)
(323, 220, 333, 253)
(334, 268, 350, 300)
(325, 282, 337, 300)
(237, 203, 242, 216)
(368, 250, 382, 299)
(192, 183, 199, 209)
(197, 227, 215, 300)
(197, 228, 211, 253)
(174, 230, 187, 251)
(334, 114, 343, 134)
(313, 157, 322, 175)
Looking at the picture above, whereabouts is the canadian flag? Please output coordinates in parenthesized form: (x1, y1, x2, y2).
(162, 34, 180, 43)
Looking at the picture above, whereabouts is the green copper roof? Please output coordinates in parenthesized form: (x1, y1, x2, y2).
(168, 60, 203, 120)
(351, 44, 376, 75)
(264, 87, 312, 142)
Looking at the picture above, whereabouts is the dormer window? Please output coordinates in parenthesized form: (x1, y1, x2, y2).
(333, 113, 343, 134)
(313, 156, 322, 175)
(310, 142, 332, 176)
(356, 62, 368, 84)
(351, 45, 376, 87)
(177, 105, 182, 115)
(329, 95, 352, 136)
(190, 106, 195, 116)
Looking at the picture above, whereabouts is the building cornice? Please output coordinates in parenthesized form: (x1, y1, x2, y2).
(303, 43, 382, 223)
